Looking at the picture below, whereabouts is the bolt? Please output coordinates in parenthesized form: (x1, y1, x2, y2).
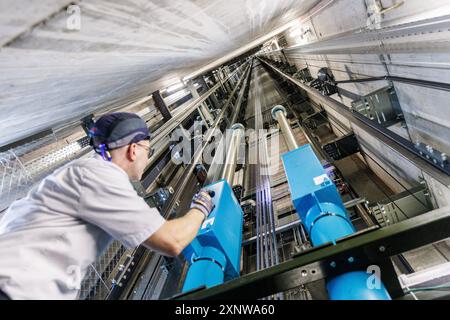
(348, 257, 355, 263)
(330, 261, 337, 268)
(379, 246, 386, 252)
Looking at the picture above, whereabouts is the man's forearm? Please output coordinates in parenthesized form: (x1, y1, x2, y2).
(174, 208, 205, 247)
(144, 208, 207, 257)
(149, 208, 204, 255)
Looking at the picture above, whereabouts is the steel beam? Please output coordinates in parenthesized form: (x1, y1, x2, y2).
(229, 69, 250, 126)
(148, 64, 246, 151)
(152, 90, 172, 122)
(259, 58, 450, 187)
(176, 206, 450, 300)
(186, 80, 214, 125)
(281, 14, 450, 56)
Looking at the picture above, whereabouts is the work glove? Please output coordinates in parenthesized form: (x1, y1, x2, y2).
(190, 189, 215, 221)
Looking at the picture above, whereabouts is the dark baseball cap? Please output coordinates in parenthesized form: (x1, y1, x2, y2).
(88, 112, 150, 152)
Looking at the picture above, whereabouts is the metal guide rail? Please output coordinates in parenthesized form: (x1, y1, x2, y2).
(149, 63, 248, 146)
(258, 58, 450, 187)
(112, 62, 253, 299)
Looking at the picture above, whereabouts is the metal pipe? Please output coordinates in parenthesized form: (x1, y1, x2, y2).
(151, 90, 172, 122)
(295, 226, 303, 246)
(186, 80, 214, 125)
(271, 105, 298, 151)
(292, 227, 299, 246)
(205, 64, 252, 185)
(229, 69, 250, 126)
(161, 64, 250, 220)
(266, 187, 277, 265)
(256, 180, 261, 270)
(180, 66, 252, 293)
(261, 186, 269, 268)
(221, 123, 245, 186)
(242, 219, 302, 246)
(149, 63, 246, 151)
(105, 63, 251, 299)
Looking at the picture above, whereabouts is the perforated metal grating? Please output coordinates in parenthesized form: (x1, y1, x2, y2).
(0, 135, 91, 213)
(78, 241, 132, 300)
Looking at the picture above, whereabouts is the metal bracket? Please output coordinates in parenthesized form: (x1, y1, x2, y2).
(175, 206, 450, 300)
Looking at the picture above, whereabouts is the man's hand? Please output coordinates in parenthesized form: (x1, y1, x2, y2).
(144, 189, 215, 257)
(190, 189, 215, 221)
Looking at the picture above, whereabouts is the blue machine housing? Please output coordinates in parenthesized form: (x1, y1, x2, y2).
(281, 144, 390, 300)
(282, 144, 355, 246)
(182, 179, 243, 292)
(327, 271, 391, 300)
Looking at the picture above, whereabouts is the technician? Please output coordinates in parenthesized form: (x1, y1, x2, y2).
(0, 112, 213, 300)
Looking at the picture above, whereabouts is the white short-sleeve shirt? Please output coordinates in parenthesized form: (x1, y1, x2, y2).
(0, 154, 166, 300)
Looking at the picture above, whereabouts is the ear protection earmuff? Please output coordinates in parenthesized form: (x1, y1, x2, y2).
(99, 143, 112, 162)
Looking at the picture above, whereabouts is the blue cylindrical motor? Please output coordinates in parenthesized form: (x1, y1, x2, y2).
(182, 246, 227, 292)
(327, 271, 391, 300)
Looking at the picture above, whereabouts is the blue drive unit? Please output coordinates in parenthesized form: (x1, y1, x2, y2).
(182, 179, 244, 292)
(281, 144, 355, 246)
(281, 144, 390, 300)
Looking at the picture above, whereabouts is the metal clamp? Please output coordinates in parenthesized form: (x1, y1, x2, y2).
(192, 257, 226, 272)
(309, 211, 354, 235)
